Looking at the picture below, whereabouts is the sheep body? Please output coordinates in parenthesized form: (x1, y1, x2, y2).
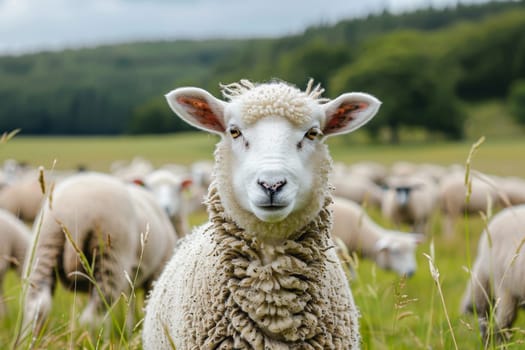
(0, 173, 44, 222)
(499, 176, 525, 206)
(23, 172, 177, 331)
(331, 196, 422, 276)
(0, 208, 31, 317)
(461, 204, 525, 341)
(143, 79, 381, 349)
(332, 174, 384, 209)
(381, 174, 438, 233)
(439, 170, 498, 236)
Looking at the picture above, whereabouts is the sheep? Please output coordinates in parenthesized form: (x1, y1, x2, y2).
(0, 208, 31, 318)
(381, 173, 439, 234)
(332, 173, 384, 209)
(498, 176, 525, 206)
(111, 156, 154, 182)
(22, 172, 178, 335)
(143, 169, 193, 236)
(0, 172, 45, 223)
(460, 204, 525, 343)
(331, 196, 422, 277)
(347, 161, 388, 185)
(187, 160, 214, 213)
(439, 170, 499, 237)
(142, 79, 381, 349)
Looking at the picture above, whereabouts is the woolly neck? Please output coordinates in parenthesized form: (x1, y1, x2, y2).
(201, 185, 350, 347)
(206, 183, 334, 245)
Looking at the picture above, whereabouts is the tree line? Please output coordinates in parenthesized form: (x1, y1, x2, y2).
(0, 0, 524, 142)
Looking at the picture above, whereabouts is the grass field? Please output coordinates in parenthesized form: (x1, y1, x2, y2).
(1, 133, 525, 349)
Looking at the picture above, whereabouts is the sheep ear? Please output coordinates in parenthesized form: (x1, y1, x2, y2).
(180, 179, 193, 191)
(321, 92, 381, 137)
(374, 237, 390, 253)
(165, 87, 227, 135)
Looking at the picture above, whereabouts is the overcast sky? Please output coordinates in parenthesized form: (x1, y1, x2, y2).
(0, 0, 492, 55)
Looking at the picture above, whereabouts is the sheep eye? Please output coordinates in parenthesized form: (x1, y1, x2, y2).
(305, 127, 322, 141)
(229, 126, 242, 139)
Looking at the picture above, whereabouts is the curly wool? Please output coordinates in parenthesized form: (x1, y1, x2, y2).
(175, 184, 359, 349)
(220, 79, 327, 126)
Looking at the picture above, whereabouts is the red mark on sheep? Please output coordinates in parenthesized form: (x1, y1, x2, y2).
(177, 96, 224, 132)
(324, 102, 368, 133)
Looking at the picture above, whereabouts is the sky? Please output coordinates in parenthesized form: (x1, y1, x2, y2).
(0, 0, 492, 55)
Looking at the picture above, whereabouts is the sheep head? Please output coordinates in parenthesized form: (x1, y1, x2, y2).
(166, 80, 380, 240)
(374, 232, 424, 277)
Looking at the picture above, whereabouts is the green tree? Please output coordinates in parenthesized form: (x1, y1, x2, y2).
(277, 39, 352, 91)
(330, 31, 465, 143)
(509, 80, 525, 126)
(128, 97, 194, 134)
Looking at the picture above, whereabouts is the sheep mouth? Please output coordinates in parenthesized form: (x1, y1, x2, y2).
(257, 204, 288, 211)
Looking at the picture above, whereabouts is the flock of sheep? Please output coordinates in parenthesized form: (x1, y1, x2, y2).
(1, 79, 525, 348)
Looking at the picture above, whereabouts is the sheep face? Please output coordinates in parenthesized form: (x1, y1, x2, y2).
(226, 115, 329, 223)
(374, 235, 421, 277)
(144, 170, 192, 219)
(166, 80, 380, 238)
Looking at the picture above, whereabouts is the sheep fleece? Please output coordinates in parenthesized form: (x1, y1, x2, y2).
(143, 185, 359, 349)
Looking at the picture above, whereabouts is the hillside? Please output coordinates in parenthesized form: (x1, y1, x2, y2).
(0, 0, 524, 139)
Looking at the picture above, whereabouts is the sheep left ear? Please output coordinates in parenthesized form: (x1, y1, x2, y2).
(165, 87, 227, 135)
(321, 92, 381, 137)
(374, 237, 391, 253)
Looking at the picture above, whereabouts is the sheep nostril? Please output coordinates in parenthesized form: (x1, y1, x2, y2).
(257, 179, 287, 196)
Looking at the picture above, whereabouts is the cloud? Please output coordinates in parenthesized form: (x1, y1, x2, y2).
(0, 0, 490, 55)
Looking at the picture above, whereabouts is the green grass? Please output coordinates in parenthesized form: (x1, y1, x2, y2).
(2, 134, 525, 349)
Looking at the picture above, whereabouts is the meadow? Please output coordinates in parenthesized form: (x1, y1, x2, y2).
(1, 133, 525, 349)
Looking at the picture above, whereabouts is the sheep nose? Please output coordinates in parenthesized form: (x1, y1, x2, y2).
(257, 179, 287, 196)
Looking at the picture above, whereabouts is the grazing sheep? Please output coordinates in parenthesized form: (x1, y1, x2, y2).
(111, 156, 154, 182)
(0, 209, 31, 318)
(390, 161, 417, 177)
(0, 172, 45, 223)
(460, 205, 525, 343)
(439, 170, 499, 237)
(347, 161, 388, 185)
(499, 176, 525, 206)
(331, 197, 422, 277)
(143, 169, 193, 236)
(23, 172, 177, 334)
(142, 79, 381, 349)
(381, 174, 439, 234)
(332, 174, 384, 209)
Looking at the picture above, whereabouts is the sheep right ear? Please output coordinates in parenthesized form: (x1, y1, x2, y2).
(321, 92, 381, 137)
(165, 87, 228, 135)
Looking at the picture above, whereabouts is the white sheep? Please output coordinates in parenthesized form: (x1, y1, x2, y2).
(332, 173, 384, 209)
(331, 196, 422, 277)
(142, 79, 381, 349)
(381, 173, 439, 234)
(460, 204, 525, 343)
(143, 168, 193, 236)
(23, 172, 178, 334)
(110, 156, 155, 182)
(0, 208, 31, 318)
(347, 161, 388, 185)
(499, 176, 525, 206)
(439, 170, 499, 237)
(0, 172, 44, 222)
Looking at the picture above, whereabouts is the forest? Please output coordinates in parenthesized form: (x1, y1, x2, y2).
(1, 0, 525, 142)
